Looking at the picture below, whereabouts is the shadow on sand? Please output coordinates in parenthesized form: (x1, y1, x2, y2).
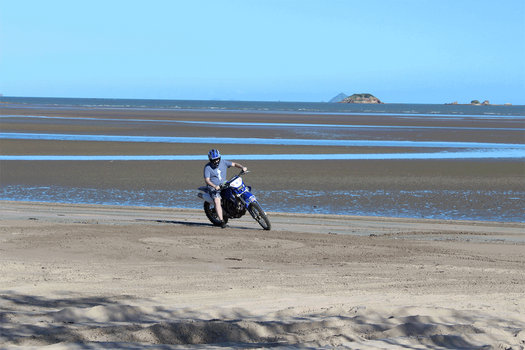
(0, 293, 508, 349)
(136, 219, 257, 231)
(141, 219, 212, 227)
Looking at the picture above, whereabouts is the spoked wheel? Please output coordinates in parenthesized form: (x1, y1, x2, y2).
(248, 202, 271, 230)
(204, 202, 228, 226)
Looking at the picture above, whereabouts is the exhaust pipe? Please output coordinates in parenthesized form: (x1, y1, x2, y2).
(197, 191, 214, 204)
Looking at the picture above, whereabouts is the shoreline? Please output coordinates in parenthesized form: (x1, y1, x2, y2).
(2, 200, 524, 239)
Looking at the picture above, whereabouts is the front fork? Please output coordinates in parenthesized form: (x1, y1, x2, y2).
(238, 190, 256, 208)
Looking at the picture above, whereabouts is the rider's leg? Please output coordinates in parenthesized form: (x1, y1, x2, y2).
(213, 197, 224, 222)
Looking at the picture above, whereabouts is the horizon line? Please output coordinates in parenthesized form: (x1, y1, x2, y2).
(1, 95, 524, 106)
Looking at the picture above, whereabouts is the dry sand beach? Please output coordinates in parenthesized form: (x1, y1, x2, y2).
(1, 201, 524, 349)
(1, 106, 525, 348)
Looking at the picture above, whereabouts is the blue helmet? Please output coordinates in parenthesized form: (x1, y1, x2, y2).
(208, 149, 221, 166)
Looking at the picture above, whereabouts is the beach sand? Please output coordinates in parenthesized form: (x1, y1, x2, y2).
(1, 107, 525, 348)
(1, 201, 524, 349)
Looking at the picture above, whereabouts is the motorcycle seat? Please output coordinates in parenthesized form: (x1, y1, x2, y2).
(198, 186, 210, 193)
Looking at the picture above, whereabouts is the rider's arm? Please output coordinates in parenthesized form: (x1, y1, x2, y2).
(205, 177, 220, 190)
(231, 162, 248, 172)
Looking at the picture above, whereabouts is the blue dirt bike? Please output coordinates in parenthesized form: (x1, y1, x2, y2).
(197, 170, 271, 230)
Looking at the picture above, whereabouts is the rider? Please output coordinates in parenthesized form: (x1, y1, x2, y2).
(204, 149, 247, 228)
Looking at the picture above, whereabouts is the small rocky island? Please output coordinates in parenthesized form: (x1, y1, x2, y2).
(446, 100, 513, 106)
(328, 93, 348, 103)
(340, 93, 383, 104)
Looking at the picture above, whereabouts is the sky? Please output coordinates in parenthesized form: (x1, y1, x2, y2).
(1, 0, 524, 104)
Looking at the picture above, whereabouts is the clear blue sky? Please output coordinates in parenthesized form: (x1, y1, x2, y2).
(1, 0, 524, 104)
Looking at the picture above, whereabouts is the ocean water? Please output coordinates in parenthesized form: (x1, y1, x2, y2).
(2, 151, 524, 161)
(2, 132, 524, 149)
(2, 96, 525, 116)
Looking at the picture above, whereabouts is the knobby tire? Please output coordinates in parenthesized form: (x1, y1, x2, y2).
(248, 202, 271, 230)
(204, 202, 228, 226)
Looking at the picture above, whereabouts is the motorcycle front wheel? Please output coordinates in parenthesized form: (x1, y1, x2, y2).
(204, 202, 228, 226)
(248, 202, 271, 230)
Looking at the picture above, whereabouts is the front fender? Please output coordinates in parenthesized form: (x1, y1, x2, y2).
(241, 191, 257, 207)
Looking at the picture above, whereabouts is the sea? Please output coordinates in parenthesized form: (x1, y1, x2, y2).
(1, 96, 525, 116)
(1, 96, 524, 222)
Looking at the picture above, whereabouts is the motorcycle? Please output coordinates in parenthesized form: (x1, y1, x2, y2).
(197, 170, 271, 230)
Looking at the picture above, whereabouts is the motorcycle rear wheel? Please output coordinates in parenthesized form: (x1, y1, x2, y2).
(248, 202, 271, 230)
(204, 202, 228, 226)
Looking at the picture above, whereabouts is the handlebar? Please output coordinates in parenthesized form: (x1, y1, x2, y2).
(220, 170, 250, 189)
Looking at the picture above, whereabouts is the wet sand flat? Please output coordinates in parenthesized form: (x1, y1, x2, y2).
(2, 107, 525, 144)
(1, 106, 524, 221)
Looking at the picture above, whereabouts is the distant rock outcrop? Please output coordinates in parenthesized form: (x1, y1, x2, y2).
(341, 93, 383, 104)
(471, 99, 491, 105)
(329, 93, 348, 103)
(447, 100, 512, 106)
